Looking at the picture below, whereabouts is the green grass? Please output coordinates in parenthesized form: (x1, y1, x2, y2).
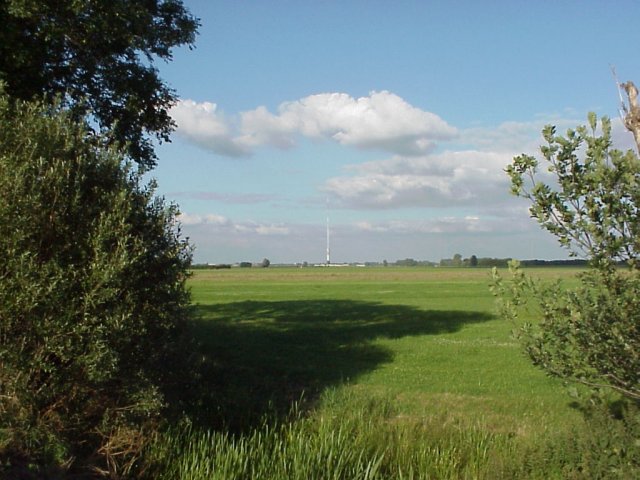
(144, 266, 596, 479)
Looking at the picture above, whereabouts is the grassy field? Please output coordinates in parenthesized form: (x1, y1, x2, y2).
(146, 266, 595, 479)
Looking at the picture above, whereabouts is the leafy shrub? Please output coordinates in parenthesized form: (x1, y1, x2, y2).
(577, 400, 640, 478)
(0, 93, 192, 477)
(494, 264, 640, 402)
(495, 112, 640, 402)
(503, 401, 640, 479)
(493, 109, 640, 477)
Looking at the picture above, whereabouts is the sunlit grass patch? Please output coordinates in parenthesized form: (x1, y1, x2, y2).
(144, 267, 597, 478)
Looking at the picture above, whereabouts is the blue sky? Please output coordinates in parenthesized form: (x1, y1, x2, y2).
(152, 0, 640, 264)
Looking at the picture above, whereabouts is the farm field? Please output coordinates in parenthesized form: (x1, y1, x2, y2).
(148, 266, 592, 479)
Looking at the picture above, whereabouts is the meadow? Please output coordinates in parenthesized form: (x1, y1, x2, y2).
(145, 267, 598, 479)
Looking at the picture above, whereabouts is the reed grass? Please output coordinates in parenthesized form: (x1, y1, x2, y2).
(143, 387, 600, 479)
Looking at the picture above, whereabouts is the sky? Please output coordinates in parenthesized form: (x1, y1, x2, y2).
(152, 0, 640, 265)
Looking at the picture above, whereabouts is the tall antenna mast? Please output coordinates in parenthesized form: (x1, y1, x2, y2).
(326, 198, 331, 265)
(326, 214, 331, 265)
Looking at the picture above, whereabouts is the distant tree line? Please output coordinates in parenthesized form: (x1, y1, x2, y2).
(192, 258, 591, 269)
(440, 255, 590, 268)
(394, 258, 437, 267)
(520, 259, 588, 267)
(440, 254, 481, 267)
(191, 259, 271, 269)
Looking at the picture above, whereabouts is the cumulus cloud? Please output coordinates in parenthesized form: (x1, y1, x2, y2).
(171, 91, 457, 157)
(170, 100, 250, 157)
(255, 224, 291, 235)
(177, 213, 231, 226)
(352, 213, 536, 236)
(354, 216, 509, 235)
(324, 150, 512, 209)
(461, 120, 551, 153)
(321, 114, 606, 211)
(461, 115, 640, 156)
(177, 212, 289, 236)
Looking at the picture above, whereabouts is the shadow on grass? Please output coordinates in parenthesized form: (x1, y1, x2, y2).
(171, 300, 494, 432)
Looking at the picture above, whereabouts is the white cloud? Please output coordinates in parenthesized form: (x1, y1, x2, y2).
(170, 100, 250, 157)
(255, 224, 290, 235)
(324, 150, 512, 209)
(461, 115, 638, 157)
(462, 120, 549, 153)
(353, 216, 519, 235)
(321, 114, 609, 211)
(177, 212, 289, 236)
(177, 213, 231, 226)
(171, 91, 457, 157)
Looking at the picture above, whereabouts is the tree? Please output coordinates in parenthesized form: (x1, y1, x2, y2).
(0, 92, 193, 476)
(0, 0, 198, 169)
(492, 84, 640, 474)
(469, 255, 478, 267)
(493, 83, 640, 403)
(396, 258, 418, 267)
(621, 81, 640, 153)
(261, 258, 271, 268)
(506, 113, 640, 268)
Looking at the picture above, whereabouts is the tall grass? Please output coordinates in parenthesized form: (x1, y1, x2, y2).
(142, 388, 607, 479)
(144, 391, 505, 479)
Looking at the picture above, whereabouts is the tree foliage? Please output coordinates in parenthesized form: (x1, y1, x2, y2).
(507, 113, 640, 267)
(493, 262, 640, 401)
(0, 0, 198, 169)
(493, 102, 640, 403)
(0, 92, 193, 476)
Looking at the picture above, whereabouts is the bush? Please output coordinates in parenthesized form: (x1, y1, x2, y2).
(496, 112, 640, 402)
(494, 264, 640, 402)
(493, 109, 640, 477)
(0, 94, 192, 477)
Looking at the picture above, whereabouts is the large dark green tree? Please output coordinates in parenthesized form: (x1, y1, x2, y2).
(0, 91, 193, 477)
(0, 0, 198, 169)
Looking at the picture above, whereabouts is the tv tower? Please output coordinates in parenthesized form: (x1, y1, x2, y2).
(326, 213, 331, 265)
(325, 197, 331, 265)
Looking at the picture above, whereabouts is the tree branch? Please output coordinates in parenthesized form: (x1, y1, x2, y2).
(622, 81, 640, 155)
